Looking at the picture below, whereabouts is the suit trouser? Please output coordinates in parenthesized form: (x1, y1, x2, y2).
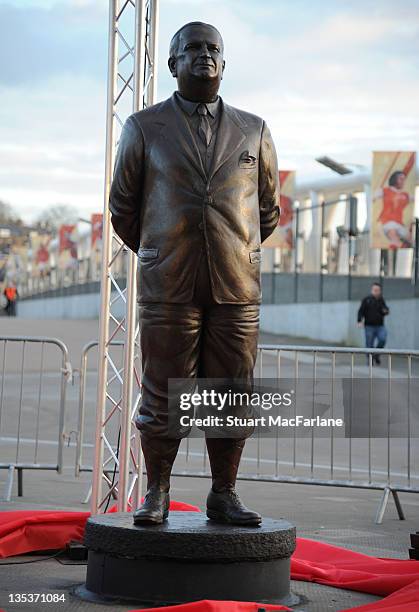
(136, 249, 260, 438)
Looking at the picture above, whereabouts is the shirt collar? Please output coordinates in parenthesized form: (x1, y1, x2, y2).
(175, 91, 220, 118)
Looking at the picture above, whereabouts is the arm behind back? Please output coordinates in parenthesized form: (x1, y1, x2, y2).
(258, 121, 280, 243)
(109, 115, 144, 254)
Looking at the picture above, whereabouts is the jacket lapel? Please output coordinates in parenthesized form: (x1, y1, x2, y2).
(209, 101, 247, 181)
(154, 94, 207, 181)
(153, 95, 248, 183)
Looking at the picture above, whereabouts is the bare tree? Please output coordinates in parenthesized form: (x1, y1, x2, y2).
(36, 204, 79, 231)
(0, 200, 22, 225)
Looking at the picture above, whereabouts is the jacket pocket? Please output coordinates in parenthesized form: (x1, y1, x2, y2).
(239, 150, 257, 169)
(137, 247, 159, 259)
(249, 249, 261, 264)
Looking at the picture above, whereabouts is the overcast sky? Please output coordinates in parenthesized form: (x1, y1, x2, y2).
(1, 0, 419, 222)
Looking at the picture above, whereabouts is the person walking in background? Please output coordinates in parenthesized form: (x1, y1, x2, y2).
(3, 284, 18, 316)
(357, 282, 390, 365)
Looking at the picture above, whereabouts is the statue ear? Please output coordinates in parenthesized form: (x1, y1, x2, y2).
(168, 57, 177, 77)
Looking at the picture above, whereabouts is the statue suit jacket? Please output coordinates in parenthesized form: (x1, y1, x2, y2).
(109, 92, 280, 304)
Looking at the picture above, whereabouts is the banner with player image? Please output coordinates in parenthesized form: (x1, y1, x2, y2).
(91, 213, 103, 249)
(90, 213, 103, 275)
(371, 151, 416, 249)
(263, 170, 295, 249)
(30, 231, 51, 277)
(91, 213, 103, 263)
(58, 224, 78, 269)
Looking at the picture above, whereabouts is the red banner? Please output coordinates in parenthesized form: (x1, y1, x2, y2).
(58, 224, 77, 257)
(263, 170, 296, 249)
(371, 151, 416, 249)
(91, 213, 103, 248)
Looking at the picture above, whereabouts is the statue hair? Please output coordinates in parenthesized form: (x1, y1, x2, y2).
(169, 22, 223, 59)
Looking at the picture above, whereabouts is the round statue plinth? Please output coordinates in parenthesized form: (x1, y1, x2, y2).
(79, 511, 298, 607)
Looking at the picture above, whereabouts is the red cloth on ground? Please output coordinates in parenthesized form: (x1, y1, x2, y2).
(340, 580, 419, 612)
(1, 508, 419, 611)
(291, 538, 419, 597)
(0, 510, 89, 559)
(130, 601, 290, 612)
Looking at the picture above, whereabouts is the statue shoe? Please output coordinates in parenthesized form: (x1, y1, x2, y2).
(206, 487, 262, 526)
(133, 488, 170, 525)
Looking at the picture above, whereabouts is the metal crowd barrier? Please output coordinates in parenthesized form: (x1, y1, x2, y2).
(0, 336, 72, 501)
(75, 339, 124, 479)
(75, 342, 419, 523)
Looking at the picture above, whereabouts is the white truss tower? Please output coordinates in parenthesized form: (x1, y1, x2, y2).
(91, 0, 160, 514)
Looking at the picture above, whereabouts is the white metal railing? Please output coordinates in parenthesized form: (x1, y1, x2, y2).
(0, 336, 72, 501)
(75, 341, 419, 523)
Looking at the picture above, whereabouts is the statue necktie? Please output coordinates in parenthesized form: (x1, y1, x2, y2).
(197, 104, 212, 147)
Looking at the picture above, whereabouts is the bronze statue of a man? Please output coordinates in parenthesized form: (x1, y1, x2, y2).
(109, 22, 279, 526)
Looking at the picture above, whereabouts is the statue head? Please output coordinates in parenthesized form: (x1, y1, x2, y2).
(168, 22, 225, 102)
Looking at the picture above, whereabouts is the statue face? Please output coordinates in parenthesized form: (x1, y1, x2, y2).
(169, 24, 225, 94)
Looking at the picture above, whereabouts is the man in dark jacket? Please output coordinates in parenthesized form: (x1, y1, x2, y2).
(357, 282, 390, 364)
(109, 22, 279, 526)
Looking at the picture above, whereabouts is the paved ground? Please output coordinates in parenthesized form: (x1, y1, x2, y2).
(1, 469, 417, 612)
(0, 318, 418, 611)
